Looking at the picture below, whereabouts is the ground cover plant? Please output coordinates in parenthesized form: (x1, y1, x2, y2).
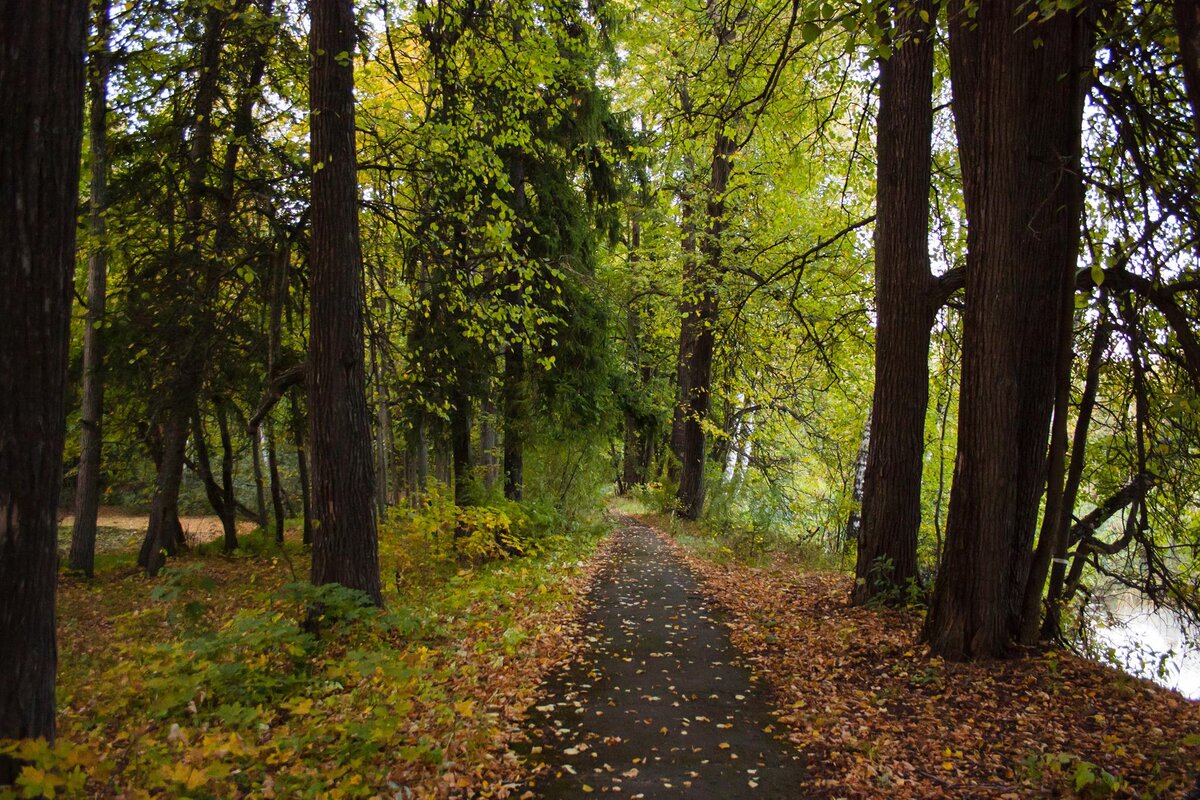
(4, 498, 606, 799)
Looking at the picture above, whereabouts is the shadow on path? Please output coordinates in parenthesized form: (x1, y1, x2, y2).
(519, 517, 806, 798)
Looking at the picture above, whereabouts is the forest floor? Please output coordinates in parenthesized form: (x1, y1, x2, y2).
(26, 506, 1200, 799)
(622, 512, 1200, 799)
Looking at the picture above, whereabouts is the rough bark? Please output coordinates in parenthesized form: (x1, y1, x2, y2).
(308, 0, 383, 605)
(267, 420, 285, 543)
(68, 0, 111, 577)
(0, 0, 87, 776)
(923, 0, 1093, 659)
(852, 0, 937, 605)
(675, 132, 734, 520)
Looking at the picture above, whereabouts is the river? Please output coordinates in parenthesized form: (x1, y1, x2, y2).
(1091, 592, 1200, 699)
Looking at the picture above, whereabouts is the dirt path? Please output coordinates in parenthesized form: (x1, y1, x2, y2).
(520, 517, 806, 798)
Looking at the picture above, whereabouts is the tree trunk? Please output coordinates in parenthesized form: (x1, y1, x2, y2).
(191, 405, 238, 551)
(308, 0, 383, 605)
(669, 185, 697, 479)
(922, 0, 1093, 659)
(68, 0, 111, 577)
(503, 346, 526, 501)
(215, 401, 239, 551)
(139, 5, 225, 574)
(290, 395, 313, 546)
(267, 420, 285, 543)
(1174, 0, 1200, 145)
(413, 412, 430, 495)
(675, 132, 734, 520)
(1040, 320, 1110, 640)
(0, 0, 86, 777)
(251, 426, 268, 526)
(479, 397, 499, 491)
(450, 389, 473, 505)
(852, 0, 936, 605)
(1018, 286, 1078, 642)
(139, 415, 189, 575)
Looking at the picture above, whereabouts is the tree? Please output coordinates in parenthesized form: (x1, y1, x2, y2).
(852, 0, 940, 604)
(0, 0, 87, 781)
(308, 0, 383, 605)
(923, 0, 1094, 659)
(68, 0, 112, 577)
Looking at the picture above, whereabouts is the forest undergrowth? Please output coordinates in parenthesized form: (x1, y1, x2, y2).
(3, 492, 608, 799)
(637, 512, 1200, 799)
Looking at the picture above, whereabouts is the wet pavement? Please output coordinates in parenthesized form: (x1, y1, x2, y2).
(519, 518, 807, 798)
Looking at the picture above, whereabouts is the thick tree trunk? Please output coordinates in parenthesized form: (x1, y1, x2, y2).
(923, 0, 1093, 659)
(675, 132, 734, 519)
(0, 0, 86, 777)
(853, 0, 937, 605)
(68, 0, 111, 577)
(308, 0, 382, 605)
(669, 187, 697, 478)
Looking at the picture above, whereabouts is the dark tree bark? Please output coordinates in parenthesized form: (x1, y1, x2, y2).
(0, 0, 87, 777)
(308, 0, 383, 605)
(289, 395, 313, 545)
(450, 388, 473, 505)
(675, 131, 734, 519)
(267, 420, 285, 543)
(138, 5, 226, 573)
(1039, 320, 1111, 640)
(923, 0, 1093, 659)
(503, 346, 526, 501)
(852, 0, 937, 605)
(621, 217, 649, 493)
(669, 184, 697, 482)
(215, 402, 240, 550)
(68, 0, 111, 577)
(190, 404, 239, 551)
(412, 412, 430, 496)
(479, 397, 499, 491)
(1174, 0, 1200, 144)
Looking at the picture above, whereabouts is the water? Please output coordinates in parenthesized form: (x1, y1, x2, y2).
(1090, 592, 1200, 699)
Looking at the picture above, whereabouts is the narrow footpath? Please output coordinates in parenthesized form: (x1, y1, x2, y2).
(519, 518, 806, 798)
